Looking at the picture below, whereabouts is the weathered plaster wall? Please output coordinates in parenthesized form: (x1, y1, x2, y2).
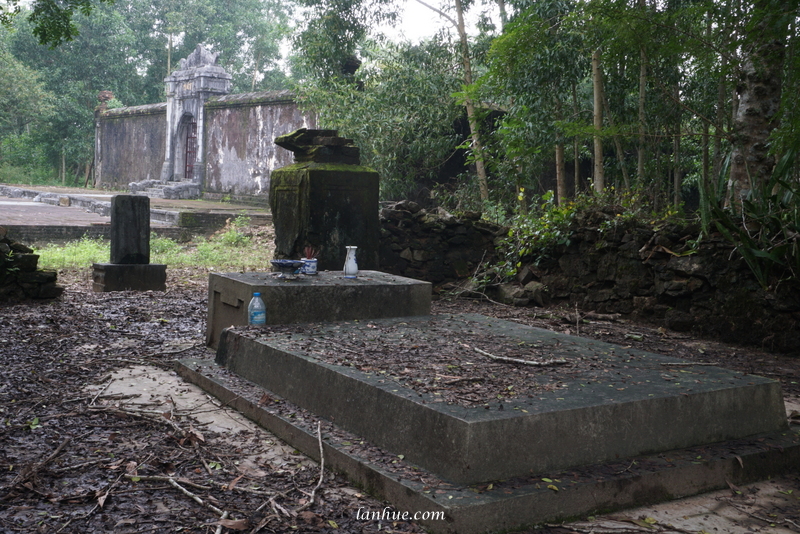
(204, 91, 317, 202)
(95, 103, 167, 189)
(94, 91, 315, 202)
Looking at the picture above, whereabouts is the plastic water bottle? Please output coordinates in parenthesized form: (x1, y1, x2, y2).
(248, 292, 266, 325)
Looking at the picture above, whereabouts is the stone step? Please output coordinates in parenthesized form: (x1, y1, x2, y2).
(144, 188, 166, 198)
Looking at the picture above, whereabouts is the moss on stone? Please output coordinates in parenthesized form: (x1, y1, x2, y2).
(273, 162, 377, 174)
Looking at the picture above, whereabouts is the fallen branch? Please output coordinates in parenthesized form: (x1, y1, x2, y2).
(660, 362, 718, 367)
(558, 311, 622, 324)
(214, 511, 229, 534)
(167, 477, 225, 516)
(295, 421, 325, 513)
(125, 474, 211, 490)
(473, 347, 567, 367)
(90, 377, 114, 406)
(1, 436, 71, 499)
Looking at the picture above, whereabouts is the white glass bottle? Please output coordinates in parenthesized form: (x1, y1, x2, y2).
(343, 246, 358, 278)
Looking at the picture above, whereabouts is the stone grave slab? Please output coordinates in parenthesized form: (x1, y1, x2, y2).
(213, 313, 787, 485)
(176, 351, 800, 534)
(93, 194, 167, 292)
(110, 195, 150, 264)
(205, 270, 431, 348)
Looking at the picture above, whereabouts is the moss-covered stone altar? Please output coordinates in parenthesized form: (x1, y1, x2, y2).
(270, 129, 379, 271)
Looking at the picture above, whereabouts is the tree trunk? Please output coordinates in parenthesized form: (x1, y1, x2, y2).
(673, 82, 681, 207)
(637, 47, 646, 182)
(592, 48, 604, 193)
(637, 0, 647, 183)
(555, 142, 566, 205)
(603, 97, 630, 191)
(453, 0, 490, 203)
(702, 121, 710, 198)
(495, 0, 507, 30)
(673, 128, 681, 207)
(572, 82, 580, 195)
(712, 56, 726, 186)
(727, 0, 788, 207)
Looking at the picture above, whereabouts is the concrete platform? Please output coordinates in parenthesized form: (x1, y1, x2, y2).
(206, 270, 431, 347)
(176, 353, 800, 534)
(213, 313, 787, 485)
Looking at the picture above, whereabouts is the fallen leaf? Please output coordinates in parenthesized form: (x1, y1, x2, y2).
(547, 484, 558, 492)
(726, 480, 742, 495)
(216, 518, 250, 530)
(227, 474, 244, 490)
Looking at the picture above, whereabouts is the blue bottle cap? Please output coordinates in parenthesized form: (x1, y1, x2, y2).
(254, 292, 260, 297)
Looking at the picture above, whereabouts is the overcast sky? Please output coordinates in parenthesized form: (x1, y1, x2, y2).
(383, 0, 501, 43)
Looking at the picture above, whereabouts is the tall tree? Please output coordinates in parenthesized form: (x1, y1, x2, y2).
(1, 0, 113, 46)
(484, 0, 586, 204)
(727, 0, 792, 208)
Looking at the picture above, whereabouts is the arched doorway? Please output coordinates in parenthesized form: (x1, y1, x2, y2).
(173, 114, 197, 181)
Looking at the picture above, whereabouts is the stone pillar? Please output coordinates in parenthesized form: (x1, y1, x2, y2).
(270, 129, 380, 271)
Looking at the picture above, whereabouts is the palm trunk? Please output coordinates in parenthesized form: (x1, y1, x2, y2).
(604, 96, 630, 191)
(727, 0, 787, 207)
(673, 83, 681, 207)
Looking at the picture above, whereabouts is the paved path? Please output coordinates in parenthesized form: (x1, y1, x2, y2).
(0, 183, 270, 228)
(0, 197, 112, 226)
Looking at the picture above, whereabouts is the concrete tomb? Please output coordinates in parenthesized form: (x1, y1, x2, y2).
(212, 314, 787, 485)
(93, 195, 166, 292)
(181, 313, 796, 533)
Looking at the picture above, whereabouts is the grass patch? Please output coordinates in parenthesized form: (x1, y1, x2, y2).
(37, 237, 110, 269)
(36, 228, 274, 272)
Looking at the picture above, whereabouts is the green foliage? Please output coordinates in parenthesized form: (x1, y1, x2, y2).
(217, 227, 251, 247)
(0, 0, 113, 46)
(296, 40, 465, 200)
(0, 163, 56, 185)
(494, 190, 577, 281)
(291, 0, 398, 81)
(711, 149, 800, 288)
(0, 41, 55, 137)
(491, 187, 684, 284)
(37, 236, 109, 269)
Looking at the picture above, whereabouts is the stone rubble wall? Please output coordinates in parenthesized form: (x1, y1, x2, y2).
(378, 200, 506, 285)
(0, 227, 64, 301)
(380, 205, 799, 352)
(513, 220, 800, 352)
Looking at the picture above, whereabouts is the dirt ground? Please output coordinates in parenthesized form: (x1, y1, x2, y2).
(1, 267, 799, 534)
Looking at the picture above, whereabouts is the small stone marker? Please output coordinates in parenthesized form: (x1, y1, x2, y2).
(92, 195, 166, 292)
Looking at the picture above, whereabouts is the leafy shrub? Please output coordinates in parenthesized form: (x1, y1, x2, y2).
(489, 188, 685, 284)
